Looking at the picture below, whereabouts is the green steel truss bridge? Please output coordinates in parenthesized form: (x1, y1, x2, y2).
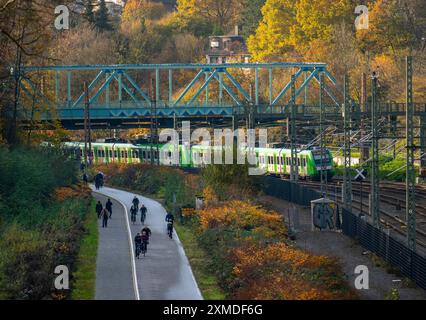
(16, 62, 349, 129)
(16, 62, 426, 130)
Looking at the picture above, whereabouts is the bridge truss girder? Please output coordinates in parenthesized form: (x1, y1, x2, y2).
(17, 63, 341, 121)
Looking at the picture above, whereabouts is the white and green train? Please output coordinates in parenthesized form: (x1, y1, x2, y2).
(63, 142, 334, 179)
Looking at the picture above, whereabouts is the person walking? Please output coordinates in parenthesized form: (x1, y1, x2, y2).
(140, 204, 147, 224)
(106, 198, 113, 219)
(101, 208, 109, 228)
(96, 201, 103, 219)
(130, 205, 138, 225)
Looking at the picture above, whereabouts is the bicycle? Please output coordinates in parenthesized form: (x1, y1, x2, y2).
(141, 241, 147, 256)
(135, 243, 142, 259)
(167, 221, 173, 239)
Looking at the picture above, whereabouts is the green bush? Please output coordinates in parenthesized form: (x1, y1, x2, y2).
(0, 147, 90, 300)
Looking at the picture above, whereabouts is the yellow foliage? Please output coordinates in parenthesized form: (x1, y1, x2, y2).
(231, 243, 357, 300)
(197, 200, 287, 238)
(54, 184, 91, 202)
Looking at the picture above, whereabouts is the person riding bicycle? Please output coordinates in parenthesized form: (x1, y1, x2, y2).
(165, 212, 174, 238)
(130, 204, 138, 224)
(141, 230, 150, 255)
(141, 226, 152, 239)
(132, 196, 140, 211)
(134, 233, 142, 259)
(140, 204, 147, 224)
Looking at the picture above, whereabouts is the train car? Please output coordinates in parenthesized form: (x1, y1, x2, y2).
(62, 142, 334, 179)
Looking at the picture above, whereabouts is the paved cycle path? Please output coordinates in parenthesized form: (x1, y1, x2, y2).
(93, 193, 136, 300)
(92, 186, 202, 300)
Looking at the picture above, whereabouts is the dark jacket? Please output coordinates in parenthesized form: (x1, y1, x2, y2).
(106, 200, 113, 212)
(96, 203, 103, 214)
(102, 209, 109, 220)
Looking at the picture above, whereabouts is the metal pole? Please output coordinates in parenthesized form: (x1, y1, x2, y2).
(420, 104, 426, 180)
(360, 179, 363, 214)
(150, 78, 154, 165)
(406, 56, 416, 252)
(343, 74, 352, 210)
(84, 82, 88, 169)
(84, 82, 92, 167)
(361, 73, 369, 162)
(371, 72, 380, 227)
(290, 74, 298, 183)
(319, 72, 327, 197)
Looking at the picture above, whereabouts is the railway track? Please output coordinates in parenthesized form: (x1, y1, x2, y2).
(294, 179, 426, 250)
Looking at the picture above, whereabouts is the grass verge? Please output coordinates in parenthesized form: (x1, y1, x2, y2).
(71, 199, 99, 300)
(174, 222, 226, 300)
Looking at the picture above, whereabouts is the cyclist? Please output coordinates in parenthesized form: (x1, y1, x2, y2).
(132, 196, 140, 211)
(134, 233, 142, 259)
(141, 226, 152, 239)
(130, 204, 138, 224)
(141, 230, 149, 256)
(140, 204, 147, 224)
(165, 212, 174, 239)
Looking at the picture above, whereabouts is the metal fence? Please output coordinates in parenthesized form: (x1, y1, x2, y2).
(260, 176, 321, 207)
(342, 208, 426, 290)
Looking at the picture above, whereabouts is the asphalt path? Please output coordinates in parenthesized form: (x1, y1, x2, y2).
(92, 186, 202, 300)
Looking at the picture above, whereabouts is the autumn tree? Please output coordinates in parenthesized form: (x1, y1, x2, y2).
(357, 0, 426, 56)
(176, 0, 242, 35)
(0, 0, 74, 145)
(247, 0, 298, 61)
(85, 0, 95, 24)
(95, 0, 111, 31)
(239, 0, 266, 39)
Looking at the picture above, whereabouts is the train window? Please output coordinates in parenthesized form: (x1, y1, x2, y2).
(280, 157, 284, 165)
(102, 150, 105, 158)
(286, 157, 290, 166)
(121, 151, 125, 158)
(147, 152, 151, 159)
(124, 151, 128, 158)
(297, 158, 300, 166)
(114, 150, 118, 158)
(109, 150, 113, 158)
(142, 151, 146, 159)
(134, 151, 139, 158)
(302, 158, 306, 167)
